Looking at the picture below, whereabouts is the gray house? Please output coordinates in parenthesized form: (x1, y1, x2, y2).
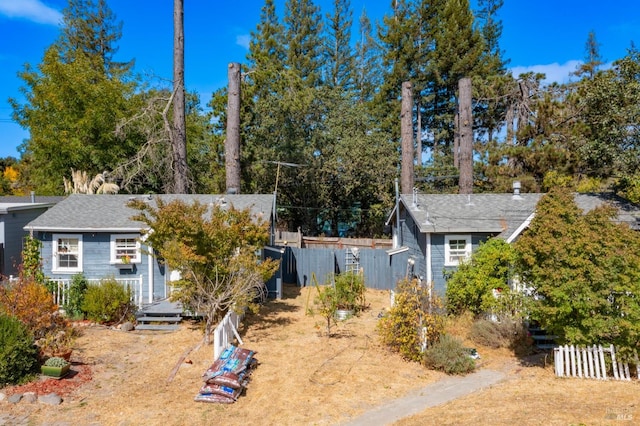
(390, 190, 640, 295)
(24, 193, 274, 305)
(0, 195, 61, 278)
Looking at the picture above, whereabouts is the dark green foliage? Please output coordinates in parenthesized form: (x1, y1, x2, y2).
(9, 0, 136, 194)
(81, 279, 135, 324)
(63, 274, 89, 319)
(0, 314, 39, 386)
(515, 187, 640, 353)
(423, 334, 475, 375)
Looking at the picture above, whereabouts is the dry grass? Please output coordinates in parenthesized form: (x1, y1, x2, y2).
(2, 284, 639, 425)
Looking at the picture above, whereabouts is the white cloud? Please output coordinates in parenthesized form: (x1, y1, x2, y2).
(0, 0, 62, 26)
(236, 34, 250, 50)
(510, 60, 582, 85)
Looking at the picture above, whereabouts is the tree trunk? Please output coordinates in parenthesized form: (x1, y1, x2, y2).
(401, 81, 414, 195)
(172, 0, 188, 193)
(458, 77, 473, 194)
(453, 111, 460, 169)
(226, 62, 242, 194)
(416, 101, 422, 167)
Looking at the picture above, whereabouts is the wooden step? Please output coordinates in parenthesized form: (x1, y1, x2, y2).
(535, 343, 558, 350)
(531, 334, 558, 341)
(136, 316, 182, 323)
(135, 324, 181, 331)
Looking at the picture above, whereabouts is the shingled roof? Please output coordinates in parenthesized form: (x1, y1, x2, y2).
(399, 192, 640, 240)
(24, 194, 274, 232)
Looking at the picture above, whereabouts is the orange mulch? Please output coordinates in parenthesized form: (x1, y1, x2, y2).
(4, 363, 93, 397)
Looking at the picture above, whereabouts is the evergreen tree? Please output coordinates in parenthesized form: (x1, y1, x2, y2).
(354, 8, 382, 103)
(324, 0, 355, 90)
(573, 31, 603, 79)
(57, 0, 132, 76)
(10, 0, 135, 194)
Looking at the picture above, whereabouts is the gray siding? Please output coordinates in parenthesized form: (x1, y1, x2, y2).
(399, 210, 426, 283)
(431, 233, 493, 295)
(38, 231, 166, 303)
(1, 207, 49, 277)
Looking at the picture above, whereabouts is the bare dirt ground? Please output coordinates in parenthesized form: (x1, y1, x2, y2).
(1, 284, 639, 425)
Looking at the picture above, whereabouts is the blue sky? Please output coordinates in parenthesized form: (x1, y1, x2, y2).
(1, 0, 639, 159)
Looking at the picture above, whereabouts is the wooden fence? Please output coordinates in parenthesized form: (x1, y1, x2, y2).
(48, 276, 145, 309)
(554, 344, 640, 381)
(212, 309, 244, 360)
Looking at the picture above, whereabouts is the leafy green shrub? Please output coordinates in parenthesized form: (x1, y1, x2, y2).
(377, 278, 445, 362)
(423, 334, 475, 375)
(333, 271, 366, 312)
(0, 314, 39, 386)
(445, 238, 516, 316)
(81, 279, 135, 324)
(63, 274, 88, 319)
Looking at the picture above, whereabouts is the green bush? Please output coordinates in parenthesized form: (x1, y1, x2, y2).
(445, 239, 515, 316)
(423, 334, 475, 375)
(0, 314, 39, 386)
(63, 274, 88, 319)
(81, 279, 135, 324)
(333, 271, 366, 312)
(377, 278, 445, 362)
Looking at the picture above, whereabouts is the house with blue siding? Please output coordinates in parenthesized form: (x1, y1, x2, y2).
(390, 189, 640, 295)
(1, 195, 61, 278)
(24, 193, 274, 306)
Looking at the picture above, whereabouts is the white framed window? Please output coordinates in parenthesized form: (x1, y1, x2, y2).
(110, 234, 141, 264)
(444, 235, 472, 266)
(52, 234, 83, 273)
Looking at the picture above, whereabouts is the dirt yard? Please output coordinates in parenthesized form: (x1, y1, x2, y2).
(1, 284, 639, 425)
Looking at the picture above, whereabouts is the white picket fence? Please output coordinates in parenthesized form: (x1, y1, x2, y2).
(48, 276, 145, 309)
(554, 344, 640, 381)
(212, 309, 244, 360)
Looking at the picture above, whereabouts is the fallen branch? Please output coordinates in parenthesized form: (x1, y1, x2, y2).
(167, 337, 205, 383)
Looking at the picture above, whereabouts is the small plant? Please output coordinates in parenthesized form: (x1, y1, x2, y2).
(333, 271, 366, 312)
(64, 274, 89, 319)
(423, 334, 476, 375)
(313, 284, 338, 336)
(0, 313, 39, 386)
(81, 278, 135, 324)
(37, 326, 78, 359)
(44, 356, 70, 367)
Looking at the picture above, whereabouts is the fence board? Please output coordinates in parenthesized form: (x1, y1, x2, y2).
(554, 344, 636, 381)
(272, 246, 409, 291)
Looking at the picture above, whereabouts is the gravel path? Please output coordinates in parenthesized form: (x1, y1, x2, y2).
(341, 368, 508, 426)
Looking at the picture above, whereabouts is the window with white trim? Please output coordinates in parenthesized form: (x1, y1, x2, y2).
(444, 235, 471, 266)
(110, 234, 141, 264)
(52, 234, 83, 273)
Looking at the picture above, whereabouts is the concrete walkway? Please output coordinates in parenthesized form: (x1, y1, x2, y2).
(341, 368, 507, 426)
